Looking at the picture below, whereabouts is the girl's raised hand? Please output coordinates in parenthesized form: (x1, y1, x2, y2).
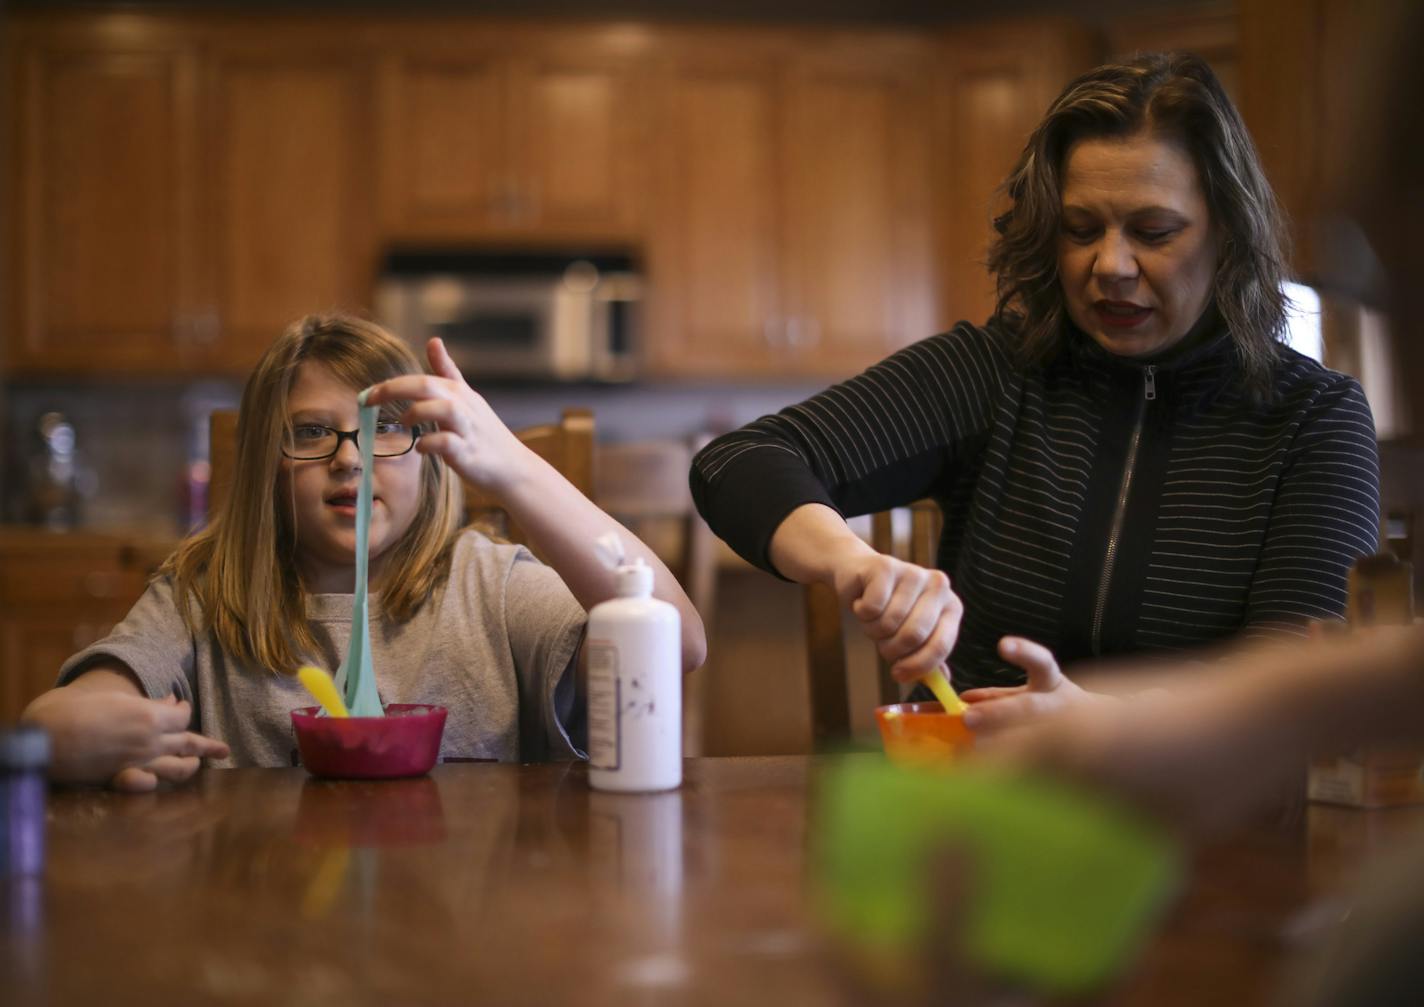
(363, 338, 531, 494)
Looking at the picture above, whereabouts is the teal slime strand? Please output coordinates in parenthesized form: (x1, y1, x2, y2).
(337, 394, 384, 717)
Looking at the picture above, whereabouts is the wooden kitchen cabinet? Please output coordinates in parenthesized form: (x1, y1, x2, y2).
(198, 43, 377, 372)
(647, 33, 937, 380)
(0, 531, 169, 724)
(377, 34, 643, 242)
(1238, 0, 1411, 284)
(1104, 5, 1237, 97)
(782, 40, 938, 374)
(645, 54, 787, 378)
(933, 20, 1098, 329)
(515, 55, 644, 235)
(5, 10, 1122, 382)
(3, 16, 376, 377)
(378, 51, 507, 235)
(5, 31, 202, 374)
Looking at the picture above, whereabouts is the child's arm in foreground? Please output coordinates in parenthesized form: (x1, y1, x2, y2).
(22, 664, 229, 791)
(365, 338, 708, 673)
(988, 625, 1424, 834)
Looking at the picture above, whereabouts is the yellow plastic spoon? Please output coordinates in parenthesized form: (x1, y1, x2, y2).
(920, 666, 967, 716)
(298, 665, 350, 718)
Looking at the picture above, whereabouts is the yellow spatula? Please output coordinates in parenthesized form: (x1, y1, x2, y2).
(920, 666, 966, 715)
(298, 665, 350, 718)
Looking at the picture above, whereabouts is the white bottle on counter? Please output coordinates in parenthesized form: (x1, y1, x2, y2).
(587, 537, 682, 793)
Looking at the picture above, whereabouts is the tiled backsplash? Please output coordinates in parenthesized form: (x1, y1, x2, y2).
(2, 377, 824, 537)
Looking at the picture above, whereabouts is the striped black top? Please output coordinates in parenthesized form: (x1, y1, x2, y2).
(691, 321, 1381, 689)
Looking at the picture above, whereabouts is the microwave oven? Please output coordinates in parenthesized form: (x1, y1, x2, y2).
(375, 250, 642, 382)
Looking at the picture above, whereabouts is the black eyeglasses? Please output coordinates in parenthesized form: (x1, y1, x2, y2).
(281, 422, 420, 460)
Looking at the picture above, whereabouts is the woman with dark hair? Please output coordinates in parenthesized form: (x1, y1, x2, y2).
(690, 52, 1381, 726)
(985, 20, 1424, 999)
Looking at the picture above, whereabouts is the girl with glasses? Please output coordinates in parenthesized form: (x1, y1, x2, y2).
(25, 313, 706, 789)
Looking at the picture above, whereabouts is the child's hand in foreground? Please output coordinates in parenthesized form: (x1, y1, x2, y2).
(959, 637, 1100, 734)
(979, 681, 1263, 836)
(983, 626, 1424, 836)
(363, 337, 532, 495)
(25, 687, 229, 792)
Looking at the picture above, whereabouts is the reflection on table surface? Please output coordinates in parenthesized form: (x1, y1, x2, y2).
(3, 756, 1421, 1006)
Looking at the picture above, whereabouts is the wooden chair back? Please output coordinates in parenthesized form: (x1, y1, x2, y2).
(804, 498, 943, 750)
(595, 435, 718, 755)
(462, 408, 595, 551)
(208, 408, 596, 558)
(594, 435, 717, 624)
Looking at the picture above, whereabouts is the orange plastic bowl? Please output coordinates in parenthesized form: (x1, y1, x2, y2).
(874, 701, 974, 766)
(291, 704, 447, 779)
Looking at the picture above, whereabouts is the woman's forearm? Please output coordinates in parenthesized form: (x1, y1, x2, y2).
(767, 503, 877, 584)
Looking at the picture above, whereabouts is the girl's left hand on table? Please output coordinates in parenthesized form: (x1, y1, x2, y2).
(959, 636, 1101, 734)
(363, 337, 532, 494)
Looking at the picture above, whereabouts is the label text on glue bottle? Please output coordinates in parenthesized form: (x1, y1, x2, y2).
(586, 641, 620, 771)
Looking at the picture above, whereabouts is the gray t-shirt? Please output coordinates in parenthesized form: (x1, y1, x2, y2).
(58, 530, 587, 767)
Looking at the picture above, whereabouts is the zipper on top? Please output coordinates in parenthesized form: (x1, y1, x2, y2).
(1090, 365, 1156, 655)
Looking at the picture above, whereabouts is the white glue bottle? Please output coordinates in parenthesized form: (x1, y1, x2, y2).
(587, 533, 682, 792)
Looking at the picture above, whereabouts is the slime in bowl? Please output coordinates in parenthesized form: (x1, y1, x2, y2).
(292, 704, 447, 779)
(874, 702, 974, 766)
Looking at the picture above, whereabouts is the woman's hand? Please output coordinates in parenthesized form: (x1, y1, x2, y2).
(363, 337, 535, 495)
(767, 503, 964, 682)
(25, 685, 229, 792)
(959, 636, 1100, 734)
(835, 551, 965, 683)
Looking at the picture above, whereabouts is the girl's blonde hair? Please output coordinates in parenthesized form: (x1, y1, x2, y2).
(161, 313, 465, 673)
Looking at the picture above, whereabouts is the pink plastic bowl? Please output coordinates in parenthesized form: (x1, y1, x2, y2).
(291, 704, 447, 779)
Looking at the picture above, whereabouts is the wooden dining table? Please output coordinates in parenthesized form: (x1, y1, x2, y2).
(3, 755, 1420, 1006)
